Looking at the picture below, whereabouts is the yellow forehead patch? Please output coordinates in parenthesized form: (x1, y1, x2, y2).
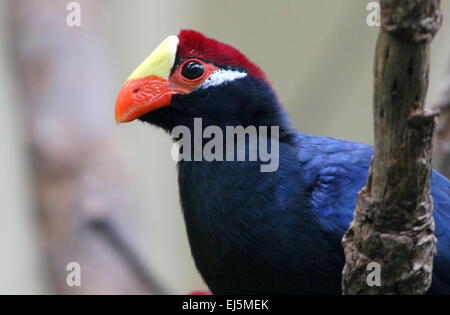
(127, 35, 179, 80)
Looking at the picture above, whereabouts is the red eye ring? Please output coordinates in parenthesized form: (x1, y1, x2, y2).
(178, 59, 207, 82)
(169, 60, 219, 94)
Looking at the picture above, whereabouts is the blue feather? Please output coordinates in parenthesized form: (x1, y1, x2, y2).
(177, 133, 450, 294)
(139, 55, 450, 294)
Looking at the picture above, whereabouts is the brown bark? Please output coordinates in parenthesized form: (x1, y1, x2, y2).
(342, 0, 442, 295)
(433, 63, 450, 179)
(10, 0, 166, 294)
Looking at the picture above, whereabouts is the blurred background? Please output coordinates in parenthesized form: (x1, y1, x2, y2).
(0, 0, 449, 294)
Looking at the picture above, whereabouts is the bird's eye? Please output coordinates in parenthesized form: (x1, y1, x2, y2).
(181, 60, 205, 80)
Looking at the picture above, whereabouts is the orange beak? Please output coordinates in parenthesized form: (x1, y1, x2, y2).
(115, 75, 175, 123)
(115, 35, 179, 124)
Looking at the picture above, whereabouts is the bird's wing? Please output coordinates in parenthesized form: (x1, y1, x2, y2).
(297, 135, 372, 241)
(298, 134, 450, 292)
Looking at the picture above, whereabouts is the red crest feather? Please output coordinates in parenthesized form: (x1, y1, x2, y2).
(177, 30, 268, 83)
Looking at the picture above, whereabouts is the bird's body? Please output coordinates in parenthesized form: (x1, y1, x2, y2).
(178, 133, 450, 294)
(115, 30, 450, 294)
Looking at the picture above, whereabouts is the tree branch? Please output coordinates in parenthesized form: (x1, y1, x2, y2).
(342, 0, 442, 295)
(89, 218, 168, 294)
(10, 0, 165, 294)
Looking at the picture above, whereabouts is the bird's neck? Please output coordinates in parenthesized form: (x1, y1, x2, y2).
(176, 141, 310, 294)
(176, 139, 303, 229)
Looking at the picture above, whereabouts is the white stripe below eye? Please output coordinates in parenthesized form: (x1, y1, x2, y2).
(200, 69, 247, 89)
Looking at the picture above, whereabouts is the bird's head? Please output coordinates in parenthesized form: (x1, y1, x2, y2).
(115, 30, 291, 134)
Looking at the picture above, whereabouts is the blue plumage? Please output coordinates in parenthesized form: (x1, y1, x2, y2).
(176, 133, 450, 294)
(133, 30, 450, 294)
(141, 75, 450, 294)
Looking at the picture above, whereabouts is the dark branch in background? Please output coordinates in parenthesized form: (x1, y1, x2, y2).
(10, 0, 166, 294)
(88, 218, 168, 294)
(433, 63, 450, 178)
(342, 0, 442, 294)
